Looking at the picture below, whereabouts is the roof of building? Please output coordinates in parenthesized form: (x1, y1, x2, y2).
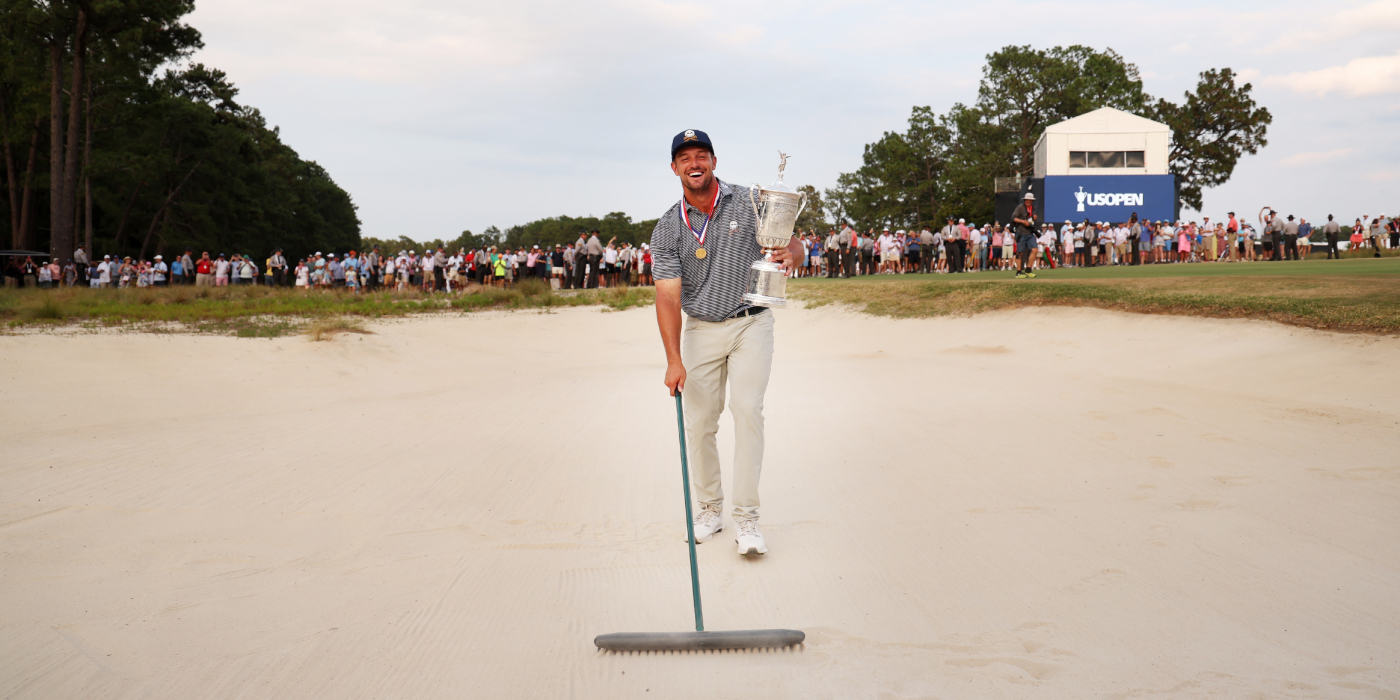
(1042, 106, 1168, 135)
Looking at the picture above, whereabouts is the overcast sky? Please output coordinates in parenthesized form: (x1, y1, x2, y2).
(187, 0, 1400, 237)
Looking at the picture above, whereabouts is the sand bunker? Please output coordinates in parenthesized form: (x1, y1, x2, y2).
(2, 306, 1398, 698)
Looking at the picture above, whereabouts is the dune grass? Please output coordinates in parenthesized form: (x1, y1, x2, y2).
(0, 281, 656, 337)
(790, 258, 1400, 334)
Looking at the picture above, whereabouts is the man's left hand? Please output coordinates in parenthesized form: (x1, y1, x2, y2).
(769, 238, 803, 274)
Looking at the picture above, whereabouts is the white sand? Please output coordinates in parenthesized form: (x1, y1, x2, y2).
(2, 305, 1398, 698)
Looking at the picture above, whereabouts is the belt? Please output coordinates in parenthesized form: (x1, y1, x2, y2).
(729, 306, 767, 319)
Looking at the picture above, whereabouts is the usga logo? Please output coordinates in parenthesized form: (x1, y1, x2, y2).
(1075, 186, 1144, 212)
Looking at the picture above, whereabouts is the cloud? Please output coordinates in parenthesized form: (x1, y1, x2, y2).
(1169, 43, 1190, 53)
(1263, 0, 1400, 52)
(1279, 148, 1354, 167)
(1265, 51, 1400, 97)
(1366, 169, 1400, 182)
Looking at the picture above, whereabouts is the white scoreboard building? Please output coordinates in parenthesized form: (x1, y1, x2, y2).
(1029, 107, 1177, 224)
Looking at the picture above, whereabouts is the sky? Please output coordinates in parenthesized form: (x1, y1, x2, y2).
(186, 0, 1400, 238)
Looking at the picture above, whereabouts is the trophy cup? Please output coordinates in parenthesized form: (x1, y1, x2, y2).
(743, 152, 807, 308)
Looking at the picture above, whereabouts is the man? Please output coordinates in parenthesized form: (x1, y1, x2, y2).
(836, 223, 853, 278)
(1283, 215, 1300, 261)
(823, 226, 834, 275)
(1129, 215, 1142, 265)
(73, 246, 89, 286)
(586, 229, 604, 288)
(267, 248, 287, 287)
(1298, 218, 1313, 260)
(364, 247, 380, 290)
(617, 243, 633, 285)
(652, 128, 801, 556)
(875, 228, 894, 274)
(919, 228, 935, 273)
(562, 242, 576, 289)
(1264, 209, 1284, 261)
(152, 255, 168, 287)
(97, 255, 113, 288)
(1011, 193, 1038, 278)
(967, 225, 982, 272)
(327, 253, 344, 287)
(1369, 218, 1384, 257)
(432, 247, 448, 291)
(939, 216, 961, 273)
(214, 253, 230, 285)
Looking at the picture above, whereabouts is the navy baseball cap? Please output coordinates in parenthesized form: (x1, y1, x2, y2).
(671, 129, 714, 160)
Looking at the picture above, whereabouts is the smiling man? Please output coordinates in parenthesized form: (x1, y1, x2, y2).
(651, 128, 802, 557)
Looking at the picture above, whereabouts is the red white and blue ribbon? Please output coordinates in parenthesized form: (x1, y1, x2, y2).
(679, 186, 722, 247)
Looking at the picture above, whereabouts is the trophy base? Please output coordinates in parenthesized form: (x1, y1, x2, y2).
(742, 292, 787, 308)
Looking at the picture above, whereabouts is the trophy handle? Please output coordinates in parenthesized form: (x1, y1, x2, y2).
(749, 184, 762, 228)
(796, 191, 808, 221)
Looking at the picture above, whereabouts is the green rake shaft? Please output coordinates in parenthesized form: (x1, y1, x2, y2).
(592, 390, 804, 652)
(675, 392, 706, 632)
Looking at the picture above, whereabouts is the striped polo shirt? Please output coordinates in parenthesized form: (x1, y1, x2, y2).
(650, 179, 762, 322)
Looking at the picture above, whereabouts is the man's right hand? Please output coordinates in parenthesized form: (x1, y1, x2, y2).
(665, 362, 686, 396)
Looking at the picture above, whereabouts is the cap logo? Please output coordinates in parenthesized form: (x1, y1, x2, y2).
(683, 129, 697, 141)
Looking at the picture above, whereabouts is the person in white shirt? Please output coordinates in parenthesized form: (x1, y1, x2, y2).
(419, 251, 435, 291)
(214, 255, 230, 285)
(1037, 227, 1057, 269)
(152, 256, 168, 286)
(1114, 225, 1129, 265)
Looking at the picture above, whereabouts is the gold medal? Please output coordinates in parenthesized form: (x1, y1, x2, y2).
(695, 247, 707, 260)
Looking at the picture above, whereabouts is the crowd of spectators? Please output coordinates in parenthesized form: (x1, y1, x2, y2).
(6, 213, 1395, 290)
(1, 229, 661, 292)
(789, 210, 1399, 278)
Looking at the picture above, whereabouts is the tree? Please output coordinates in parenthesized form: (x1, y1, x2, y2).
(793, 184, 826, 233)
(835, 45, 1268, 224)
(976, 45, 1147, 178)
(1147, 68, 1271, 212)
(0, 0, 356, 264)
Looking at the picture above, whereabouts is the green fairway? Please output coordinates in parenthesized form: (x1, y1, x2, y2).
(788, 257, 1400, 334)
(794, 257, 1400, 284)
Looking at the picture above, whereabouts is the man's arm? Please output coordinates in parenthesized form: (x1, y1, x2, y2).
(655, 278, 685, 396)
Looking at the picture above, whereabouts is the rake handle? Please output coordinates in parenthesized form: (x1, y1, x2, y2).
(675, 392, 704, 632)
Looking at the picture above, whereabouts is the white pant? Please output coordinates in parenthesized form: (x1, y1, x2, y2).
(682, 311, 774, 523)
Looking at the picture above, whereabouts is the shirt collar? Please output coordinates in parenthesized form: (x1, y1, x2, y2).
(683, 179, 731, 213)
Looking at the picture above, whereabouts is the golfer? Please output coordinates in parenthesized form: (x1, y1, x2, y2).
(1011, 192, 1038, 278)
(651, 128, 801, 556)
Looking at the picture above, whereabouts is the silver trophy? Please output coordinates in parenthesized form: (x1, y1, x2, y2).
(744, 152, 807, 308)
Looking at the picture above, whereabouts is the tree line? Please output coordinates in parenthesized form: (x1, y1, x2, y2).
(822, 46, 1272, 230)
(363, 212, 660, 257)
(0, 0, 360, 265)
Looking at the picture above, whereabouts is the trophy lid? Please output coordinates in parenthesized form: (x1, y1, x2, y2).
(759, 151, 799, 195)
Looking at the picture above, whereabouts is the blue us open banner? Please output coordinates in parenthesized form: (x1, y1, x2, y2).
(1043, 174, 1176, 223)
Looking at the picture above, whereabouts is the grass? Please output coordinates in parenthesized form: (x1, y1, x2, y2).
(0, 282, 656, 337)
(7, 258, 1396, 336)
(306, 317, 372, 341)
(790, 257, 1400, 335)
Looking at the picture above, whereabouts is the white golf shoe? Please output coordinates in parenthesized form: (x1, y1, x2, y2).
(690, 506, 723, 543)
(735, 519, 767, 555)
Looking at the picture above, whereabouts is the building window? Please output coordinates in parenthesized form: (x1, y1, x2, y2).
(1069, 151, 1146, 168)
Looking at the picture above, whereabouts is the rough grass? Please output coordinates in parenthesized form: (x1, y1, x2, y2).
(790, 259, 1400, 335)
(0, 283, 656, 336)
(305, 317, 372, 341)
